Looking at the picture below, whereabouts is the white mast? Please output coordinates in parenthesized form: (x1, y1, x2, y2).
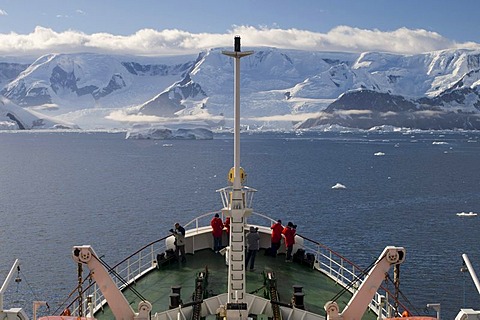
(222, 36, 253, 191)
(221, 36, 253, 319)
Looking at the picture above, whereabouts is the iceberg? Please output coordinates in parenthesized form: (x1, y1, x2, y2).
(456, 211, 478, 217)
(125, 126, 213, 140)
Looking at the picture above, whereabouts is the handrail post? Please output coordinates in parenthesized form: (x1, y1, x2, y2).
(340, 259, 344, 282)
(329, 251, 333, 276)
(151, 245, 155, 267)
(139, 252, 142, 278)
(316, 244, 321, 269)
(127, 261, 130, 283)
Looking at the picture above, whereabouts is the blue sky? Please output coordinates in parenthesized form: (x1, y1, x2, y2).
(0, 0, 479, 56)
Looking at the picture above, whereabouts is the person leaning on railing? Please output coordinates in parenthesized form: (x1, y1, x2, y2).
(282, 222, 297, 262)
(211, 213, 224, 253)
(170, 222, 186, 263)
(270, 219, 283, 257)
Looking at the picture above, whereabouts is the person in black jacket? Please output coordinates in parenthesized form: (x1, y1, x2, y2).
(170, 222, 186, 263)
(246, 226, 260, 271)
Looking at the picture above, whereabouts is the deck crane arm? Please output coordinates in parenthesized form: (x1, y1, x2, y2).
(325, 246, 406, 320)
(72, 245, 152, 320)
(454, 254, 480, 320)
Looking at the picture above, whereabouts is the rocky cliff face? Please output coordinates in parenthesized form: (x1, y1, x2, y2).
(0, 62, 29, 86)
(297, 89, 480, 130)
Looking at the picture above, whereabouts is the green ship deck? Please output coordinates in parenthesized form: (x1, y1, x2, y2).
(94, 249, 377, 320)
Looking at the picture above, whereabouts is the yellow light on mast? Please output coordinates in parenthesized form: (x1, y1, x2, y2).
(228, 167, 246, 184)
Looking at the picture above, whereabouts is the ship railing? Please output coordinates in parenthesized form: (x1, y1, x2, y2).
(67, 210, 405, 318)
(238, 212, 406, 318)
(216, 186, 257, 209)
(183, 210, 224, 230)
(68, 210, 224, 316)
(244, 211, 406, 318)
(181, 208, 264, 233)
(68, 236, 170, 317)
(296, 233, 408, 319)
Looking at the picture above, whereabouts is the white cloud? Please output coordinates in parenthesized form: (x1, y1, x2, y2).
(106, 109, 224, 123)
(106, 110, 163, 122)
(0, 25, 478, 57)
(413, 110, 445, 117)
(0, 9, 7, 15)
(380, 111, 398, 117)
(249, 112, 331, 122)
(335, 109, 372, 116)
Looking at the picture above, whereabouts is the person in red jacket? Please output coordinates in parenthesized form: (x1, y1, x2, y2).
(211, 213, 224, 252)
(224, 217, 231, 244)
(224, 217, 231, 233)
(270, 219, 283, 257)
(282, 222, 296, 262)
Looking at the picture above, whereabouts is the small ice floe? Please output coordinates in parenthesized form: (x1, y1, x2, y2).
(456, 211, 478, 217)
(432, 141, 448, 145)
(331, 183, 347, 190)
(374, 152, 385, 156)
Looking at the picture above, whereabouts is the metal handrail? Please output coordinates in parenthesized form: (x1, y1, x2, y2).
(66, 211, 404, 318)
(67, 237, 169, 316)
(183, 210, 223, 230)
(295, 232, 407, 318)
(216, 186, 257, 209)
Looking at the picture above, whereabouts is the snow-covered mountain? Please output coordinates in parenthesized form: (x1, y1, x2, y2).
(0, 96, 78, 129)
(1, 47, 480, 131)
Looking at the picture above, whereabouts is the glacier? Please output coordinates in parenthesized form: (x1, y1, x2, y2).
(125, 125, 213, 140)
(1, 46, 480, 131)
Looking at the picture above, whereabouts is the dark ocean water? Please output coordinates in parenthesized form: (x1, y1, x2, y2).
(0, 130, 479, 319)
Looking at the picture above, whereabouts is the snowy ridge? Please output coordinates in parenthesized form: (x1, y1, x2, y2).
(0, 96, 78, 129)
(1, 47, 480, 131)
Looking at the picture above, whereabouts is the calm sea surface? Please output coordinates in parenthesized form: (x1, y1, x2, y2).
(0, 130, 479, 319)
